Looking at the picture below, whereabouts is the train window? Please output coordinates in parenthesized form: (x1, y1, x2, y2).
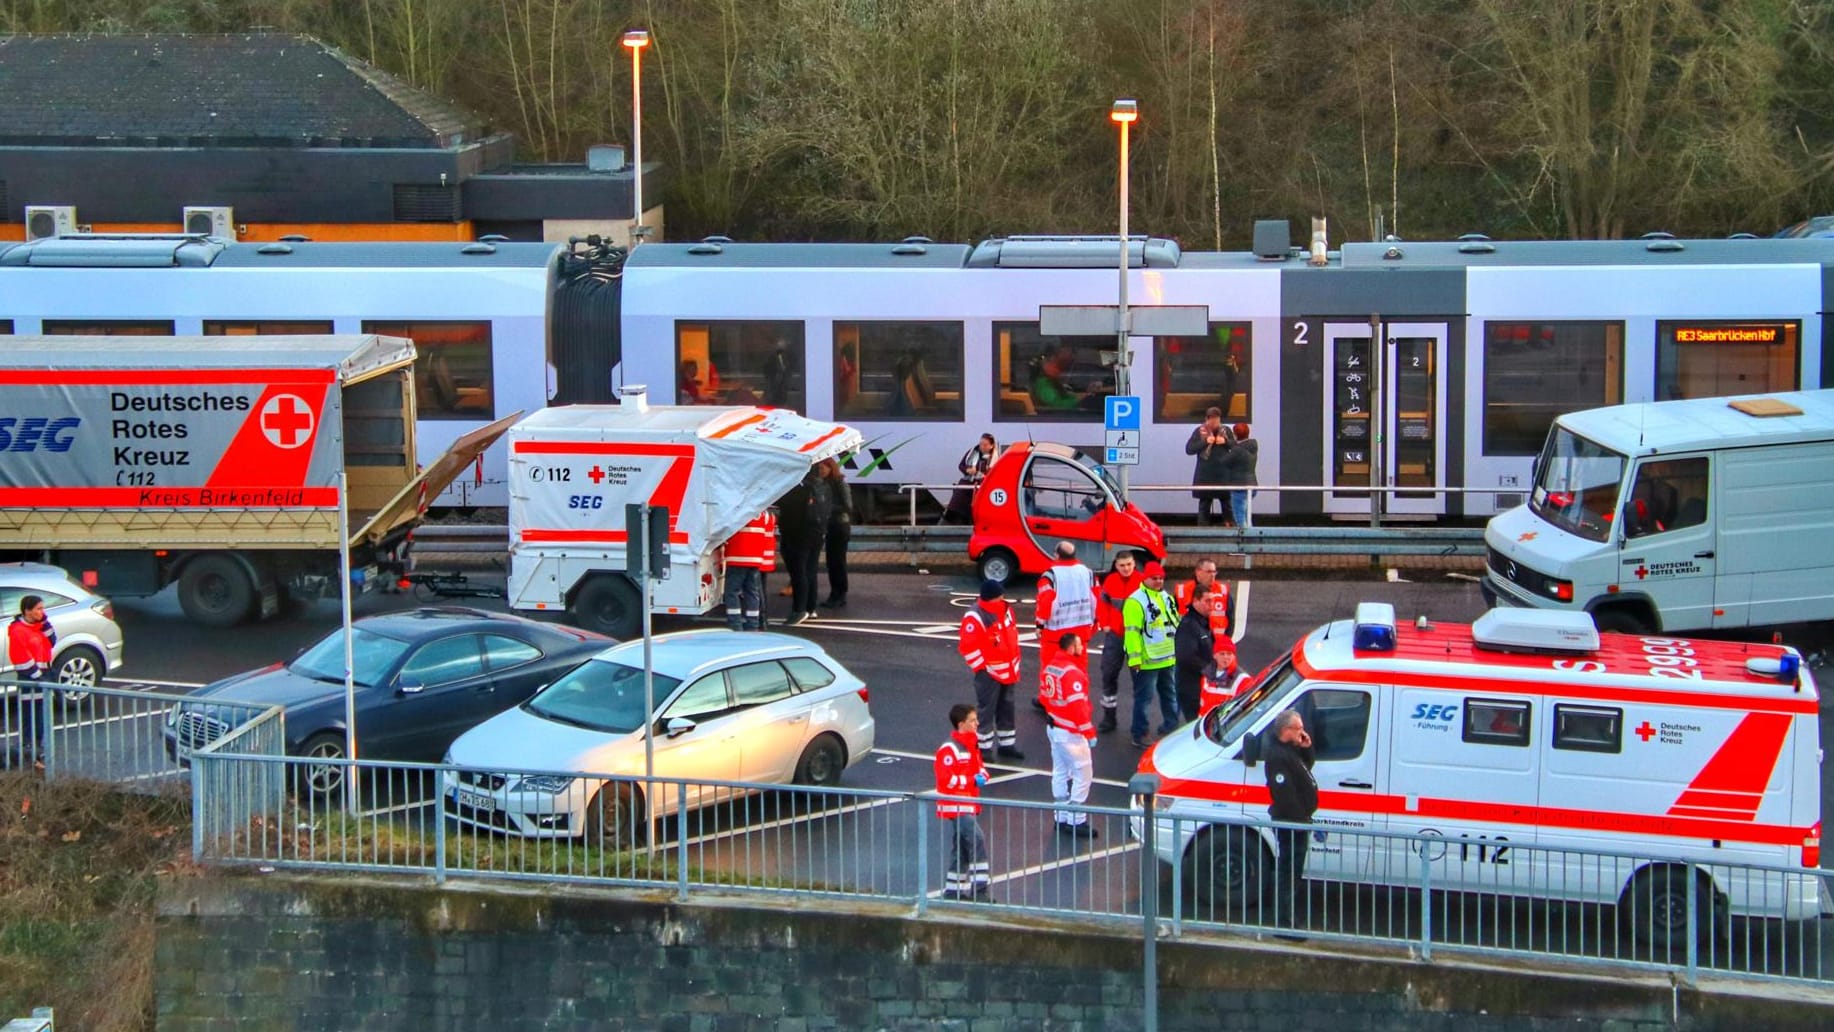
(0, 320, 10, 334)
(1622, 456, 1708, 538)
(676, 321, 805, 413)
(1153, 323, 1251, 423)
(834, 321, 964, 422)
(1482, 322, 1623, 455)
(1655, 321, 1798, 401)
(361, 320, 495, 421)
(992, 322, 1114, 423)
(204, 320, 335, 336)
(41, 320, 174, 336)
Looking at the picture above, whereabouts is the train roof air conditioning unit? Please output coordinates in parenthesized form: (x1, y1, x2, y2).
(183, 206, 237, 240)
(25, 205, 76, 241)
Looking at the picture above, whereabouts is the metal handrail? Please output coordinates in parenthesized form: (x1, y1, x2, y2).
(897, 481, 1520, 527)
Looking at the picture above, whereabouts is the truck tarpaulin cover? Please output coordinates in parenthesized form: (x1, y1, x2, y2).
(510, 403, 863, 557)
(0, 337, 404, 509)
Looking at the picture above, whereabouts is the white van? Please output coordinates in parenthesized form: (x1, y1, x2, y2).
(1483, 389, 1834, 634)
(1138, 604, 1825, 948)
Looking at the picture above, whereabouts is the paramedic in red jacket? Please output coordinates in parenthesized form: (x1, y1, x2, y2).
(722, 509, 777, 631)
(1034, 540, 1098, 677)
(1040, 633, 1098, 838)
(7, 594, 54, 767)
(934, 703, 992, 901)
(1094, 552, 1142, 733)
(959, 579, 1023, 760)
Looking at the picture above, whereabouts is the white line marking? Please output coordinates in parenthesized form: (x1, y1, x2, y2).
(987, 839, 1141, 886)
(1232, 580, 1250, 643)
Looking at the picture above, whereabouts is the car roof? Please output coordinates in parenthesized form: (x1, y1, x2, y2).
(588, 630, 826, 681)
(352, 607, 580, 643)
(0, 561, 89, 596)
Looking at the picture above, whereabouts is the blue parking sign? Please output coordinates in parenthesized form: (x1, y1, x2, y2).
(1104, 395, 1141, 431)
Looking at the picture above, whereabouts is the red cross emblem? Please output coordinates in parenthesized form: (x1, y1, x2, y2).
(1634, 721, 1656, 742)
(1634, 566, 1648, 580)
(1516, 531, 1538, 542)
(588, 465, 605, 484)
(260, 394, 315, 449)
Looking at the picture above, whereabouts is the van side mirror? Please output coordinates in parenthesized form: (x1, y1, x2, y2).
(1239, 729, 1262, 767)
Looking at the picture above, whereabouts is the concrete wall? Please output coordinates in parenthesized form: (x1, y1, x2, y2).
(155, 875, 1831, 1032)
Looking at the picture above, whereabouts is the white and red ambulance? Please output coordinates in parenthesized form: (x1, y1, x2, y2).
(1138, 603, 1827, 947)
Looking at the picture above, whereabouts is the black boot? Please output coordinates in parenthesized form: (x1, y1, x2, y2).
(1098, 710, 1118, 734)
(820, 595, 846, 608)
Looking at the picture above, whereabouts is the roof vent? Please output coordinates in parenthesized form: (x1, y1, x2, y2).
(1727, 232, 1758, 240)
(1458, 241, 1496, 254)
(1640, 231, 1676, 240)
(1382, 246, 1404, 260)
(278, 234, 311, 243)
(618, 383, 650, 413)
(1252, 219, 1291, 261)
(255, 243, 294, 256)
(1457, 233, 1491, 242)
(460, 242, 497, 255)
(1471, 609, 1599, 654)
(586, 144, 626, 173)
(1646, 239, 1685, 253)
(478, 233, 511, 243)
(702, 235, 734, 244)
(890, 243, 928, 256)
(687, 242, 724, 256)
(902, 235, 934, 244)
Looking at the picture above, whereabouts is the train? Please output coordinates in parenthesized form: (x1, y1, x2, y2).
(2, 228, 1829, 518)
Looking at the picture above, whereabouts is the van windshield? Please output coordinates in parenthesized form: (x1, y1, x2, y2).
(1206, 650, 1303, 747)
(1528, 427, 1626, 543)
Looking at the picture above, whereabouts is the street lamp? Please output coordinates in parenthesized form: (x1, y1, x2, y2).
(1111, 99, 1137, 502)
(622, 29, 651, 245)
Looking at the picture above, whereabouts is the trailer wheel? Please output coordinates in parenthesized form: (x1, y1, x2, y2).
(977, 548, 1018, 585)
(1591, 606, 1650, 635)
(178, 554, 256, 627)
(572, 574, 641, 639)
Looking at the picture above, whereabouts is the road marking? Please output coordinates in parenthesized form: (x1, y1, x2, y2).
(869, 747, 1129, 788)
(1232, 579, 1250, 643)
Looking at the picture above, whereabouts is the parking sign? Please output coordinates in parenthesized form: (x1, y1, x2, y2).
(1104, 395, 1141, 431)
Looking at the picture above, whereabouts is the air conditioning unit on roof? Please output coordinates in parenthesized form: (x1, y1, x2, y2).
(24, 205, 76, 241)
(183, 206, 237, 240)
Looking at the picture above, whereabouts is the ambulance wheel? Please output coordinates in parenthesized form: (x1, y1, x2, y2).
(178, 554, 256, 627)
(1591, 606, 1650, 635)
(1187, 825, 1269, 920)
(572, 574, 641, 639)
(977, 548, 1018, 585)
(1621, 864, 1723, 952)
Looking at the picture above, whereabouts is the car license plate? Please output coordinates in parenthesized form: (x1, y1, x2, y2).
(452, 788, 495, 813)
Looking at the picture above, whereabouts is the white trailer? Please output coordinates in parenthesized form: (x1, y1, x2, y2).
(506, 390, 861, 636)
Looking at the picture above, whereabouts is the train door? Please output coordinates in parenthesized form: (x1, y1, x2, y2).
(1320, 322, 1449, 516)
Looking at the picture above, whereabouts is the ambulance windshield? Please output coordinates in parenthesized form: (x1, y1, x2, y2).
(1206, 650, 1303, 748)
(1528, 427, 1626, 543)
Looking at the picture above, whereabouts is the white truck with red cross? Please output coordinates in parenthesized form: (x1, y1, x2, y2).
(1138, 603, 1827, 950)
(505, 388, 861, 637)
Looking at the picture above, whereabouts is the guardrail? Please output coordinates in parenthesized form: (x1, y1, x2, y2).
(1, 680, 278, 784)
(184, 748, 1834, 991)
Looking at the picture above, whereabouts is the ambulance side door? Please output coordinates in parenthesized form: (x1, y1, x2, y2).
(1285, 683, 1384, 881)
(1385, 688, 1537, 894)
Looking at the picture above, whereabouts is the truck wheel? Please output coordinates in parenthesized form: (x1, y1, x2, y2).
(573, 575, 641, 638)
(977, 548, 1017, 585)
(1591, 607, 1650, 635)
(178, 555, 256, 627)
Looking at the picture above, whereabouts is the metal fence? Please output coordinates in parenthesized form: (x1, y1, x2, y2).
(0, 680, 278, 786)
(184, 748, 1834, 990)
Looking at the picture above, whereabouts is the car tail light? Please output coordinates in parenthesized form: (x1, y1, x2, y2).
(1805, 822, 1821, 868)
(91, 598, 114, 622)
(856, 686, 870, 704)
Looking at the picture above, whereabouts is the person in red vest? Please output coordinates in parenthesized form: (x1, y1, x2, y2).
(1093, 552, 1143, 733)
(7, 594, 54, 768)
(959, 579, 1023, 760)
(1041, 633, 1098, 838)
(722, 508, 777, 631)
(1172, 556, 1234, 654)
(934, 703, 992, 901)
(1034, 540, 1098, 676)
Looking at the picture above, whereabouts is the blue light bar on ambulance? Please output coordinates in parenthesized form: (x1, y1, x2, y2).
(1746, 652, 1801, 684)
(1353, 602, 1397, 651)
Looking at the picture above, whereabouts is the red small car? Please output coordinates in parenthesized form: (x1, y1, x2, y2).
(967, 442, 1165, 583)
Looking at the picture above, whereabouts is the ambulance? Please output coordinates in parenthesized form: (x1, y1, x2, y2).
(1137, 603, 1827, 948)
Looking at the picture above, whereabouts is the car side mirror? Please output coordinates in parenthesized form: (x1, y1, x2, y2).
(1239, 728, 1262, 767)
(664, 716, 697, 739)
(397, 677, 425, 696)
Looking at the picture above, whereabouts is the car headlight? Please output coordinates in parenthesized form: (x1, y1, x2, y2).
(518, 774, 576, 793)
(164, 709, 177, 728)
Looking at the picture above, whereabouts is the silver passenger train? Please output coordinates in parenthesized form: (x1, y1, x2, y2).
(3, 230, 1829, 516)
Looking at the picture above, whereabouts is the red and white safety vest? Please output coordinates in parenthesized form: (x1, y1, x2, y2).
(934, 729, 985, 817)
(1040, 657, 1096, 739)
(1036, 561, 1097, 633)
(959, 599, 1021, 685)
(725, 510, 777, 572)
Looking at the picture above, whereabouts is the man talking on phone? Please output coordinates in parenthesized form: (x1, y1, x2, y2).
(1263, 709, 1317, 931)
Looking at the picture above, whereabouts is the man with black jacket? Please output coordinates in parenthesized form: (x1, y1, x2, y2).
(1172, 585, 1215, 721)
(1262, 709, 1317, 928)
(775, 467, 831, 626)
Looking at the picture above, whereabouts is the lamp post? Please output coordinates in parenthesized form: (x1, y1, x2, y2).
(1111, 98, 1137, 503)
(622, 29, 651, 245)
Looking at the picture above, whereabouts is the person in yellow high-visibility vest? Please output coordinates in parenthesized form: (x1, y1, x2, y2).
(1122, 561, 1179, 748)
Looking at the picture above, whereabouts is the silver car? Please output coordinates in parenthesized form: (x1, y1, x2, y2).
(0, 562, 125, 697)
(443, 630, 875, 841)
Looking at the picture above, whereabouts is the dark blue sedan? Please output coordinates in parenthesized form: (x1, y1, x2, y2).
(164, 607, 608, 795)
